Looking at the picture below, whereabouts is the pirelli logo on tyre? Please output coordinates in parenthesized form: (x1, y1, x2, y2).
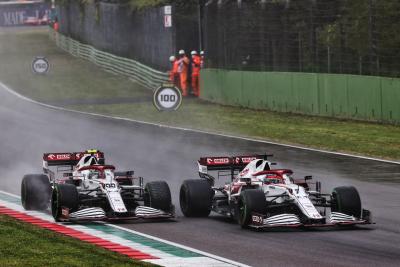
(153, 84, 182, 111)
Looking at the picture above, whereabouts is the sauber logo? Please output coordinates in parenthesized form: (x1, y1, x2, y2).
(207, 157, 229, 165)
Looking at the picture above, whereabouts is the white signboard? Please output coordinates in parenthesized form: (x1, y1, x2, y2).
(164, 5, 172, 15)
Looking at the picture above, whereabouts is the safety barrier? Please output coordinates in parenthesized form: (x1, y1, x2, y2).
(49, 28, 169, 90)
(201, 69, 400, 124)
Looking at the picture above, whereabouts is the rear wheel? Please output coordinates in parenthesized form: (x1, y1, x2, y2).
(21, 174, 51, 211)
(180, 179, 213, 217)
(331, 186, 362, 218)
(144, 181, 172, 212)
(238, 189, 267, 228)
(51, 184, 79, 221)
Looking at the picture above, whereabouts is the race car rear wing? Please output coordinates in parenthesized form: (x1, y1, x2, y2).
(198, 154, 272, 183)
(42, 150, 105, 170)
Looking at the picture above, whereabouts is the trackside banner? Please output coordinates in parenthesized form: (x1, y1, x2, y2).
(0, 1, 50, 26)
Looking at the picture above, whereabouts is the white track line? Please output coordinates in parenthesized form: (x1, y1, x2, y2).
(103, 222, 250, 267)
(0, 81, 398, 166)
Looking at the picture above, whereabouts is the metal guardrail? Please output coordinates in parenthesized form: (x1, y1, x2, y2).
(49, 28, 169, 90)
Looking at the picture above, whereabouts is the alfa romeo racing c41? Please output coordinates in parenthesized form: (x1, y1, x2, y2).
(21, 150, 174, 222)
(179, 154, 372, 229)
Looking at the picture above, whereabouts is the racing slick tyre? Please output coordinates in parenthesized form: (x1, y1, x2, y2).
(238, 189, 267, 228)
(144, 181, 172, 212)
(21, 174, 51, 211)
(51, 184, 79, 221)
(331, 186, 362, 218)
(180, 179, 213, 217)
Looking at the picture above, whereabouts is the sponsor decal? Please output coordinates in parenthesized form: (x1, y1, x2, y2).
(206, 157, 230, 165)
(251, 214, 264, 225)
(102, 183, 117, 189)
(56, 154, 71, 160)
(47, 153, 71, 160)
(241, 157, 257, 163)
(234, 156, 257, 164)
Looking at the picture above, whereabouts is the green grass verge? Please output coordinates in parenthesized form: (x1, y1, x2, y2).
(0, 214, 155, 267)
(0, 27, 399, 160)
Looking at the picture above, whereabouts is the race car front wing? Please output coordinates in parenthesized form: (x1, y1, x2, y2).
(60, 206, 174, 222)
(249, 210, 373, 229)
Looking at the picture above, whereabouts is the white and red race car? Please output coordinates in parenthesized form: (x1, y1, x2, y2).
(21, 150, 174, 222)
(180, 154, 372, 229)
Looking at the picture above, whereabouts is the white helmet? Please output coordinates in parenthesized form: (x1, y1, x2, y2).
(200, 51, 205, 55)
(169, 55, 176, 62)
(191, 50, 197, 55)
(178, 49, 185, 55)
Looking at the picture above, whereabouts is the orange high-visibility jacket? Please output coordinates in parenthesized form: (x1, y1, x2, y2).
(169, 59, 179, 81)
(191, 55, 201, 76)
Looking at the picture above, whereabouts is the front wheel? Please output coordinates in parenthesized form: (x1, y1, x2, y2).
(331, 186, 362, 218)
(21, 174, 51, 211)
(144, 181, 172, 212)
(180, 179, 213, 217)
(238, 189, 267, 228)
(51, 184, 79, 221)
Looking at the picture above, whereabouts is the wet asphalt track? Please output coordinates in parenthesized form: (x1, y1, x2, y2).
(1, 85, 400, 267)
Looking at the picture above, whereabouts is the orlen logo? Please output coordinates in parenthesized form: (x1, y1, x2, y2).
(207, 157, 229, 165)
(56, 154, 71, 160)
(241, 157, 257, 163)
(48, 154, 70, 160)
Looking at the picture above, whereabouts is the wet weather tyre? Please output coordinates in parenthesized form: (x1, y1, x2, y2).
(51, 184, 79, 221)
(180, 179, 213, 217)
(331, 186, 362, 218)
(238, 189, 267, 228)
(21, 174, 51, 211)
(144, 181, 172, 212)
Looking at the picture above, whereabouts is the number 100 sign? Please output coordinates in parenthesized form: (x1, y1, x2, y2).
(153, 85, 182, 111)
